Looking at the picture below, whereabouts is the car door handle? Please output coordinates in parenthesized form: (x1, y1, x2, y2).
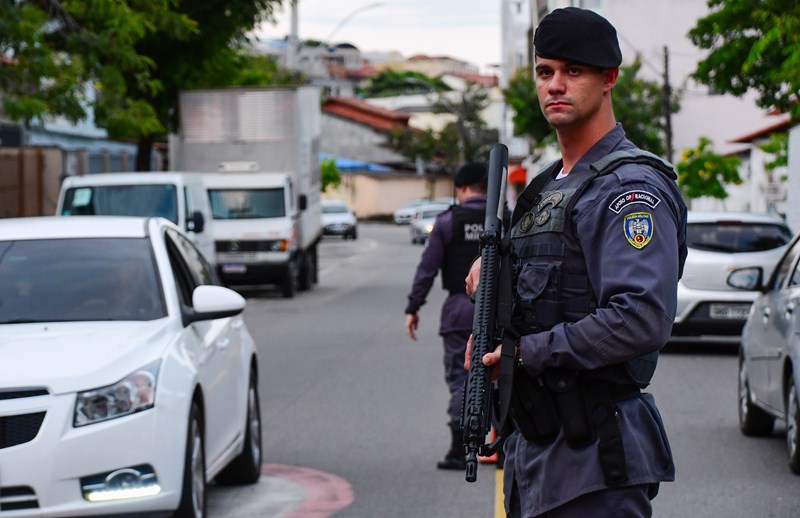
(763, 307, 771, 324)
(216, 338, 230, 350)
(787, 303, 795, 317)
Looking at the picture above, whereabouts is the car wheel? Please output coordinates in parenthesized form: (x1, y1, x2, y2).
(175, 402, 206, 518)
(787, 376, 800, 474)
(738, 356, 774, 436)
(298, 251, 313, 292)
(216, 369, 263, 485)
(281, 260, 296, 298)
(350, 228, 358, 240)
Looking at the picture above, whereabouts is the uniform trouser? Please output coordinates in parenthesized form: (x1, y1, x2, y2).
(442, 329, 470, 425)
(508, 482, 655, 518)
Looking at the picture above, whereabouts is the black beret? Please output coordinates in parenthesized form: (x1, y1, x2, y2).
(454, 162, 487, 187)
(534, 7, 622, 69)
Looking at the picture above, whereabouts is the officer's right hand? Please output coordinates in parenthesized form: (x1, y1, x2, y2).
(404, 313, 419, 341)
(464, 334, 502, 380)
(465, 257, 481, 296)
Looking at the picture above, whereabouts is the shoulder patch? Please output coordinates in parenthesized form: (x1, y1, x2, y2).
(624, 212, 653, 249)
(608, 190, 662, 214)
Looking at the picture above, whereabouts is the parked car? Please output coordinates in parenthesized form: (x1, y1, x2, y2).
(393, 199, 429, 225)
(671, 211, 792, 344)
(409, 203, 450, 245)
(0, 216, 262, 517)
(728, 230, 800, 473)
(321, 199, 358, 240)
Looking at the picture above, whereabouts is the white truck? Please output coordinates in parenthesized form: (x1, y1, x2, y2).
(170, 87, 322, 298)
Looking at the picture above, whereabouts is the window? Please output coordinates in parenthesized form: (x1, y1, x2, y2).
(208, 188, 285, 219)
(686, 222, 792, 254)
(61, 184, 179, 224)
(0, 238, 166, 323)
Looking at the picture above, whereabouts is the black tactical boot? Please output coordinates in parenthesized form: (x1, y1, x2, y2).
(437, 423, 466, 470)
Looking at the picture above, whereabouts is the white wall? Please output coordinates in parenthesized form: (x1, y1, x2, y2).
(788, 124, 800, 232)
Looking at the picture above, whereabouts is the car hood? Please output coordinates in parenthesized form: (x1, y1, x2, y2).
(0, 319, 176, 395)
(681, 247, 787, 291)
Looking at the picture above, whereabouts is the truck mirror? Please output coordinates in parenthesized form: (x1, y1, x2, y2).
(187, 210, 205, 233)
(298, 194, 308, 212)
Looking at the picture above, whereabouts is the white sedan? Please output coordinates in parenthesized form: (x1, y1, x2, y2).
(0, 216, 262, 517)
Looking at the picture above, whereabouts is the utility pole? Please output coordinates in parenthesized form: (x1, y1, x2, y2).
(662, 45, 674, 164)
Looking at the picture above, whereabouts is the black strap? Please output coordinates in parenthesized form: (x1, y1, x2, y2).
(511, 161, 560, 228)
(588, 383, 640, 486)
(493, 237, 516, 433)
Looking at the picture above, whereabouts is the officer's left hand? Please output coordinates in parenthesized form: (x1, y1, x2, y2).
(464, 334, 502, 380)
(404, 313, 419, 341)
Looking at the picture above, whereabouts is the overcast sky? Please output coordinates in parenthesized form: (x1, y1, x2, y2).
(254, 0, 502, 73)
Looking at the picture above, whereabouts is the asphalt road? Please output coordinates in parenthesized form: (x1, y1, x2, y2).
(209, 223, 800, 518)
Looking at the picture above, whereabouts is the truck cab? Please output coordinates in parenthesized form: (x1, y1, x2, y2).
(202, 172, 319, 298)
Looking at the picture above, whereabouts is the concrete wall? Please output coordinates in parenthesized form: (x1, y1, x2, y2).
(320, 114, 407, 164)
(787, 124, 800, 232)
(322, 171, 455, 218)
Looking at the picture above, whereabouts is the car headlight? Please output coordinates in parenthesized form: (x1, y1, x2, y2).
(74, 361, 160, 427)
(424, 223, 434, 233)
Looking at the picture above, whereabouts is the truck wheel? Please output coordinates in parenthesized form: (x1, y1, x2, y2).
(298, 251, 313, 292)
(311, 246, 319, 285)
(281, 261, 296, 298)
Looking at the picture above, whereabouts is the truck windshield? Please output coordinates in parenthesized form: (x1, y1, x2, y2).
(61, 185, 179, 224)
(208, 188, 285, 219)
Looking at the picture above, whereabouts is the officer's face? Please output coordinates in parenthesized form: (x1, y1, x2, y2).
(534, 57, 616, 129)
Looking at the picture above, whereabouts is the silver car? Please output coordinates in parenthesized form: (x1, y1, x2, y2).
(672, 211, 792, 344)
(729, 230, 800, 473)
(409, 203, 450, 245)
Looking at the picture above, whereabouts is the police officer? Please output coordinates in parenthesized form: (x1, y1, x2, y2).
(466, 7, 687, 517)
(404, 163, 487, 470)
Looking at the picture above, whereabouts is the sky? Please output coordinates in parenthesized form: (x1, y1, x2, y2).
(254, 0, 502, 73)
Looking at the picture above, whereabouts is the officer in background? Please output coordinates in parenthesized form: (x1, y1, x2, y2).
(404, 163, 487, 470)
(466, 7, 687, 517)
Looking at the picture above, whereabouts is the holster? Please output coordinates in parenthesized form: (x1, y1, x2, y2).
(508, 369, 560, 445)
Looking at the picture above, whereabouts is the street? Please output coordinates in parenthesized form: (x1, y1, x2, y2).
(211, 223, 800, 518)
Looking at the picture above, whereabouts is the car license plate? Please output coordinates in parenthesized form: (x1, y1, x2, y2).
(222, 263, 247, 274)
(709, 303, 751, 320)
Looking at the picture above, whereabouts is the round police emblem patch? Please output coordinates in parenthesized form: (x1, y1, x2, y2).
(624, 212, 653, 249)
(520, 212, 535, 232)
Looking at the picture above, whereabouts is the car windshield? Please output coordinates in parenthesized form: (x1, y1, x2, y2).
(687, 222, 792, 253)
(0, 238, 166, 323)
(61, 185, 179, 224)
(322, 205, 349, 214)
(208, 188, 285, 219)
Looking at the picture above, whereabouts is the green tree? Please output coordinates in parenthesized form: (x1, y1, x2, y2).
(688, 0, 800, 119)
(676, 136, 742, 200)
(502, 61, 678, 157)
(320, 157, 342, 193)
(358, 70, 452, 98)
(758, 133, 789, 181)
(431, 83, 499, 164)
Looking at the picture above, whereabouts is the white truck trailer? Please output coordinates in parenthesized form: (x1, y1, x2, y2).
(170, 87, 323, 297)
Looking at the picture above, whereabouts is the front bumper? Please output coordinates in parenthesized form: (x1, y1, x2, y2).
(0, 391, 185, 517)
(671, 284, 756, 344)
(215, 251, 291, 286)
(323, 223, 355, 236)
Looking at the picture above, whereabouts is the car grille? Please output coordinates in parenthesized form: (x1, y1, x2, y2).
(0, 389, 48, 401)
(0, 412, 46, 450)
(216, 240, 280, 252)
(0, 487, 38, 511)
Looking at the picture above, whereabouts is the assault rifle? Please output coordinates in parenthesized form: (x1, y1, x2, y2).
(462, 143, 509, 482)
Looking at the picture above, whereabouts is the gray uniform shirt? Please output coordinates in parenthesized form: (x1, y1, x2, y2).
(505, 125, 686, 516)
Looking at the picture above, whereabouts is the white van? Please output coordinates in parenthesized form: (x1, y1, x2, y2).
(56, 172, 215, 264)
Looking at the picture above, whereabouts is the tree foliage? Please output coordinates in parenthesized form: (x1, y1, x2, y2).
(388, 83, 497, 173)
(320, 157, 342, 193)
(758, 133, 788, 177)
(0, 0, 291, 170)
(358, 70, 451, 98)
(502, 61, 678, 157)
(688, 0, 800, 119)
(676, 136, 742, 200)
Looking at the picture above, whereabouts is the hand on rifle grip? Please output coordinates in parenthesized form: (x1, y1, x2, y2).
(465, 257, 482, 297)
(464, 333, 503, 380)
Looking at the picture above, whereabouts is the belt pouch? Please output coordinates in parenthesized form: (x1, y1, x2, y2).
(510, 371, 560, 444)
(545, 370, 595, 448)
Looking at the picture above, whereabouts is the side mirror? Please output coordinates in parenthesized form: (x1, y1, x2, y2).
(187, 211, 205, 233)
(298, 194, 308, 212)
(727, 267, 764, 291)
(182, 285, 245, 326)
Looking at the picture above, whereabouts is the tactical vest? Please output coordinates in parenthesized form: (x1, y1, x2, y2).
(441, 205, 484, 293)
(510, 149, 677, 387)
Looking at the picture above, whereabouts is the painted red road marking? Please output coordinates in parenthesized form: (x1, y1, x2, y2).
(262, 464, 354, 517)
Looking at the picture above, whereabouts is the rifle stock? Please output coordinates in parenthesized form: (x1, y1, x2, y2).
(462, 144, 508, 482)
